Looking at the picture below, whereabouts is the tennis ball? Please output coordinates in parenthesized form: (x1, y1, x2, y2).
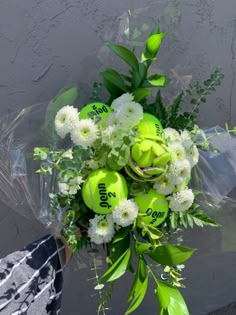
(82, 168, 128, 214)
(137, 113, 163, 137)
(134, 189, 169, 227)
(79, 102, 112, 125)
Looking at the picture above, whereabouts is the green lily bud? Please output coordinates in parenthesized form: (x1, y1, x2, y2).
(125, 135, 172, 182)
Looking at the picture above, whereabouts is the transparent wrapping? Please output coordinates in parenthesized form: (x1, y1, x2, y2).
(0, 88, 80, 230)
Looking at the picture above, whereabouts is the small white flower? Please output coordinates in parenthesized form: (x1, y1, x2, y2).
(70, 119, 98, 148)
(62, 148, 73, 159)
(88, 215, 115, 245)
(112, 199, 138, 227)
(187, 144, 199, 168)
(180, 130, 191, 141)
(168, 142, 186, 161)
(168, 188, 194, 212)
(111, 93, 134, 110)
(55, 105, 78, 138)
(58, 183, 70, 195)
(153, 177, 175, 195)
(102, 125, 118, 145)
(105, 112, 122, 127)
(116, 101, 143, 127)
(163, 128, 181, 143)
(167, 159, 191, 185)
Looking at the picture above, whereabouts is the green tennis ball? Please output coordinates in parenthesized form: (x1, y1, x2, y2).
(79, 102, 112, 125)
(135, 189, 169, 227)
(137, 113, 163, 137)
(82, 168, 128, 214)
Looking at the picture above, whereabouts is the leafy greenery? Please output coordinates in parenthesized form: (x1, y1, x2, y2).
(169, 205, 220, 230)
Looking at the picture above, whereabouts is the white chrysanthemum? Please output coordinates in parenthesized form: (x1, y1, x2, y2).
(70, 119, 98, 148)
(153, 177, 175, 195)
(102, 125, 118, 145)
(55, 105, 78, 138)
(62, 148, 73, 159)
(168, 142, 186, 161)
(187, 144, 199, 168)
(116, 101, 143, 127)
(168, 188, 194, 212)
(167, 159, 191, 185)
(111, 93, 134, 110)
(88, 215, 115, 245)
(105, 112, 122, 127)
(163, 128, 181, 143)
(112, 199, 138, 227)
(58, 182, 70, 195)
(180, 130, 191, 141)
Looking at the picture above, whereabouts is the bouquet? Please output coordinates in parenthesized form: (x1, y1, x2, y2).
(32, 26, 226, 314)
(1, 23, 233, 314)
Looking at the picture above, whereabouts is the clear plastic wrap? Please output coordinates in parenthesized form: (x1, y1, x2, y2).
(0, 86, 80, 229)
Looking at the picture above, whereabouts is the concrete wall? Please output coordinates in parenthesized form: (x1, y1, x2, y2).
(1, 1, 236, 314)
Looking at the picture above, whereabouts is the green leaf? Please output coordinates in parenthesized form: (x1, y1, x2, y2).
(135, 241, 152, 255)
(101, 68, 128, 93)
(157, 281, 189, 315)
(99, 248, 131, 283)
(125, 277, 148, 314)
(128, 257, 147, 301)
(33, 147, 49, 160)
(169, 92, 183, 120)
(112, 227, 130, 244)
(141, 224, 163, 241)
(142, 74, 170, 88)
(107, 44, 139, 71)
(132, 88, 152, 102)
(186, 209, 220, 228)
(148, 245, 196, 266)
(126, 259, 148, 315)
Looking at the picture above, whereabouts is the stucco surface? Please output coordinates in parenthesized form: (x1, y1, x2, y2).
(0, 1, 236, 314)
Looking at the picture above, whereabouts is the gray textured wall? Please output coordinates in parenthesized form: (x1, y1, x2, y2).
(1, 1, 236, 314)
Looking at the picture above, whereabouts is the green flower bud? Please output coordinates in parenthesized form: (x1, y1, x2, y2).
(125, 135, 172, 182)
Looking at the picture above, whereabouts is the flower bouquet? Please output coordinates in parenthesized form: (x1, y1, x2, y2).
(31, 26, 226, 314)
(0, 24, 233, 315)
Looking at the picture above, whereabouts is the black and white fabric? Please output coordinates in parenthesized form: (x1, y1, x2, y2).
(0, 234, 64, 315)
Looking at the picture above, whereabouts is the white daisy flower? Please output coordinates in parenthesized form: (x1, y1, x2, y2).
(105, 112, 122, 127)
(168, 142, 186, 161)
(112, 199, 138, 227)
(55, 105, 78, 138)
(62, 148, 73, 159)
(88, 215, 115, 245)
(180, 130, 191, 141)
(163, 128, 181, 143)
(111, 93, 134, 110)
(58, 182, 70, 195)
(153, 177, 175, 195)
(168, 188, 194, 212)
(187, 144, 199, 168)
(102, 125, 118, 145)
(70, 119, 98, 148)
(167, 159, 191, 185)
(116, 101, 143, 127)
